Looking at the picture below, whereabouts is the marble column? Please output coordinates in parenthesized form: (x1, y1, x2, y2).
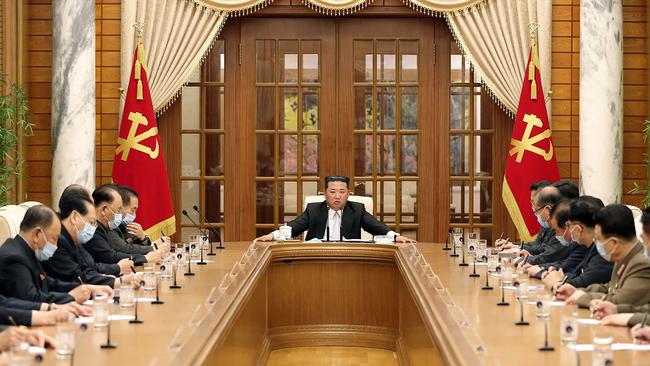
(51, 0, 96, 207)
(579, 0, 623, 205)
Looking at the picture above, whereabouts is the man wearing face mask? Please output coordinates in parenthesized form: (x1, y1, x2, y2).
(0, 205, 112, 304)
(558, 204, 650, 308)
(552, 196, 613, 298)
(516, 187, 569, 265)
(526, 200, 588, 279)
(590, 208, 650, 327)
(41, 188, 121, 287)
(105, 186, 167, 256)
(84, 184, 158, 266)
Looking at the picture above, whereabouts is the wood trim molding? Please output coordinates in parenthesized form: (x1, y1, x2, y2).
(269, 242, 397, 263)
(269, 324, 398, 351)
(395, 336, 411, 366)
(254, 333, 272, 366)
(394, 246, 483, 366)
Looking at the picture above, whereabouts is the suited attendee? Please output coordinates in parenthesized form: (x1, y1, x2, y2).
(256, 175, 414, 243)
(497, 180, 553, 250)
(553, 179, 579, 200)
(593, 207, 650, 327)
(0, 296, 83, 327)
(0, 326, 55, 352)
(42, 188, 123, 287)
(0, 205, 112, 304)
(525, 199, 588, 279)
(84, 184, 158, 266)
(550, 196, 613, 294)
(558, 204, 650, 308)
(105, 185, 167, 256)
(52, 185, 132, 277)
(518, 186, 569, 264)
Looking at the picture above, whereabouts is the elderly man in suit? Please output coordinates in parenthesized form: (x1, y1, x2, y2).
(256, 175, 414, 243)
(558, 204, 650, 309)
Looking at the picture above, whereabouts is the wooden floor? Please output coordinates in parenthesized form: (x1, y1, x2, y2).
(265, 347, 399, 366)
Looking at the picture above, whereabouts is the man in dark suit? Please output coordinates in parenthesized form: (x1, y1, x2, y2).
(42, 186, 127, 287)
(0, 205, 113, 304)
(256, 175, 414, 243)
(84, 184, 159, 266)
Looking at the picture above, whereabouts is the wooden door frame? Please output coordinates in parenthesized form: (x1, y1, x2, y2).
(160, 9, 515, 243)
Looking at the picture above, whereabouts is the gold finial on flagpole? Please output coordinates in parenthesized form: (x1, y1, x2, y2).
(528, 23, 540, 100)
(132, 21, 147, 100)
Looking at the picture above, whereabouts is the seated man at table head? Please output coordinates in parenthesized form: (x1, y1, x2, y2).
(0, 205, 112, 304)
(256, 175, 414, 243)
(558, 204, 650, 308)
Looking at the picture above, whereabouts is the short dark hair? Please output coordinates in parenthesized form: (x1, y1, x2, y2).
(642, 207, 650, 236)
(553, 180, 579, 200)
(324, 176, 350, 188)
(594, 204, 637, 242)
(550, 199, 571, 228)
(59, 191, 94, 220)
(20, 205, 57, 232)
(568, 195, 605, 228)
(537, 186, 562, 208)
(530, 180, 552, 191)
(92, 184, 119, 207)
(119, 186, 138, 206)
(58, 184, 92, 211)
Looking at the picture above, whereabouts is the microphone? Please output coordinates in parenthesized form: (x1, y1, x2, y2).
(193, 205, 224, 251)
(326, 225, 330, 242)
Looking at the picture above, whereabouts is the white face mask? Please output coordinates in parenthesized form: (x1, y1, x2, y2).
(35, 229, 57, 261)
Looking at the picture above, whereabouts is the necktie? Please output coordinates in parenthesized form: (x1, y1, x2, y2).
(331, 211, 341, 241)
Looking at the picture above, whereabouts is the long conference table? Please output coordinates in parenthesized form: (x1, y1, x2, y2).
(36, 241, 650, 365)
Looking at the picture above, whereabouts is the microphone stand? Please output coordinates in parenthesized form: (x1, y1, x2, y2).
(170, 259, 181, 289)
(152, 275, 164, 304)
(497, 278, 509, 306)
(538, 317, 554, 351)
(193, 205, 224, 252)
(129, 297, 143, 324)
(469, 255, 479, 277)
(197, 234, 207, 265)
(100, 319, 117, 348)
(184, 244, 195, 276)
(459, 234, 468, 267)
(443, 228, 452, 251)
(481, 263, 493, 290)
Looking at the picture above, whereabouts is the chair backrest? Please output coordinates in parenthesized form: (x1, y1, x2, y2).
(0, 201, 44, 246)
(0, 205, 28, 245)
(626, 204, 644, 242)
(303, 195, 374, 240)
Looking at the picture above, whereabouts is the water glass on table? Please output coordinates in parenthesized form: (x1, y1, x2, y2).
(56, 315, 77, 356)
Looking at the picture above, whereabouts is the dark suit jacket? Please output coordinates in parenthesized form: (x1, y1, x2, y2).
(565, 243, 614, 289)
(106, 224, 153, 255)
(0, 236, 76, 304)
(540, 242, 588, 274)
(41, 227, 116, 287)
(83, 223, 146, 265)
(526, 236, 570, 265)
(288, 201, 391, 241)
(0, 295, 42, 326)
(522, 226, 555, 254)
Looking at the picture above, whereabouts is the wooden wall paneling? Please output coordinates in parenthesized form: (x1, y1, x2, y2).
(157, 98, 181, 243)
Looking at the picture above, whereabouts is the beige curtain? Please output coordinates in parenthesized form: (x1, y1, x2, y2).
(446, 0, 552, 116)
(121, 0, 227, 114)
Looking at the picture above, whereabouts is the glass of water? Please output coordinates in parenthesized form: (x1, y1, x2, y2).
(120, 274, 135, 308)
(560, 303, 579, 345)
(591, 326, 614, 366)
(516, 274, 529, 301)
(9, 342, 31, 365)
(93, 292, 110, 328)
(501, 260, 514, 287)
(160, 254, 173, 279)
(535, 291, 551, 319)
(143, 263, 156, 291)
(56, 315, 77, 356)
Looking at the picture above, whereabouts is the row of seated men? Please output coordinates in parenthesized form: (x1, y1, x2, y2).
(497, 180, 650, 342)
(0, 184, 170, 358)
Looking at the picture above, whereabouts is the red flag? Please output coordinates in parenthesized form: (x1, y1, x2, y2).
(503, 37, 560, 242)
(112, 39, 175, 241)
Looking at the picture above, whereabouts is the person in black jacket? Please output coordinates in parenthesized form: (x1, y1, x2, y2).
(42, 188, 127, 287)
(0, 205, 112, 304)
(0, 293, 88, 327)
(551, 196, 614, 298)
(525, 200, 588, 278)
(84, 184, 157, 266)
(256, 175, 414, 243)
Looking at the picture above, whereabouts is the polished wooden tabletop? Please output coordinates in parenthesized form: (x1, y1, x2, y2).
(32, 241, 650, 366)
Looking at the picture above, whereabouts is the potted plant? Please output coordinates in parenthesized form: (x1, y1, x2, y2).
(0, 72, 32, 206)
